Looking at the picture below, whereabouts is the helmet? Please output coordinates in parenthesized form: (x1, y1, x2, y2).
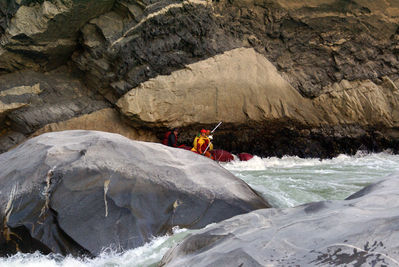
(200, 129, 207, 133)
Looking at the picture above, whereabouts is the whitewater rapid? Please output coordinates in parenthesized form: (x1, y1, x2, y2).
(225, 151, 399, 208)
(2, 152, 399, 267)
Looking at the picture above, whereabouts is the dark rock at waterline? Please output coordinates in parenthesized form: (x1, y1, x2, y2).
(208, 123, 399, 159)
(161, 175, 399, 266)
(0, 130, 269, 256)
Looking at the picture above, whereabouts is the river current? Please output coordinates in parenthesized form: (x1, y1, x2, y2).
(2, 151, 399, 266)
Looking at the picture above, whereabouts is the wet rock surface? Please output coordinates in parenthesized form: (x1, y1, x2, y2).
(161, 175, 399, 266)
(0, 130, 269, 256)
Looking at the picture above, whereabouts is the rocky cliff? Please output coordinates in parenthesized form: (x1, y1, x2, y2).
(0, 0, 398, 157)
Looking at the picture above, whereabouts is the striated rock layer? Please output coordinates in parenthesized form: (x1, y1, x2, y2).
(161, 174, 399, 266)
(0, 0, 398, 157)
(0, 0, 115, 72)
(0, 130, 269, 256)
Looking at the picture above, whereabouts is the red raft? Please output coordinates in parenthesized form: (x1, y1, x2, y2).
(178, 145, 254, 162)
(238, 153, 254, 161)
(211, 149, 234, 162)
(178, 144, 192, 151)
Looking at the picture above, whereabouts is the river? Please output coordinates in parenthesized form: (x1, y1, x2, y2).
(2, 151, 399, 266)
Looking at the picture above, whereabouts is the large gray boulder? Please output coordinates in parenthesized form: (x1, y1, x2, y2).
(161, 175, 399, 266)
(0, 130, 269, 256)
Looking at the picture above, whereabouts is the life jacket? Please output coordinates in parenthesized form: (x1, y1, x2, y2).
(162, 131, 171, 145)
(196, 136, 212, 153)
(193, 135, 200, 147)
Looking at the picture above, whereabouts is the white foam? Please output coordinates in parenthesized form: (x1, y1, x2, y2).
(223, 152, 399, 208)
(224, 151, 399, 171)
(0, 228, 190, 267)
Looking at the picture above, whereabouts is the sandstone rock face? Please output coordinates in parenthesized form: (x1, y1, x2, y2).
(32, 108, 158, 142)
(0, 130, 269, 256)
(314, 78, 399, 126)
(0, 83, 40, 116)
(117, 48, 319, 128)
(116, 47, 399, 157)
(117, 46, 399, 130)
(161, 175, 399, 266)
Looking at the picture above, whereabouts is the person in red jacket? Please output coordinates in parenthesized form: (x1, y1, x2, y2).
(168, 128, 179, 147)
(162, 128, 179, 147)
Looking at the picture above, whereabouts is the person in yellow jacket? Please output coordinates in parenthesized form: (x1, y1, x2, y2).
(191, 129, 214, 159)
(193, 133, 200, 148)
(193, 130, 214, 149)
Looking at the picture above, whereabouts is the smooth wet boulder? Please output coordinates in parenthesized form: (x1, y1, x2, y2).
(161, 175, 399, 266)
(0, 130, 269, 256)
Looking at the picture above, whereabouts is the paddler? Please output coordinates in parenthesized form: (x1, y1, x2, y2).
(162, 128, 179, 147)
(167, 128, 179, 147)
(191, 129, 214, 159)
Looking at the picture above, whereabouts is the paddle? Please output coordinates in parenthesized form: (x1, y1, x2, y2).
(203, 121, 222, 155)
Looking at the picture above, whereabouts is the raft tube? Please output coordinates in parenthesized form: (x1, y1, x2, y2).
(238, 153, 254, 161)
(211, 149, 234, 162)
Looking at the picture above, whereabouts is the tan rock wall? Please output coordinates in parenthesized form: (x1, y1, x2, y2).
(32, 108, 158, 142)
(117, 48, 320, 128)
(0, 83, 41, 116)
(117, 47, 399, 134)
(314, 78, 399, 127)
